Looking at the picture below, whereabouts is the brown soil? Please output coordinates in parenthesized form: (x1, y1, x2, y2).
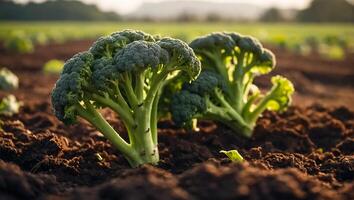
(0, 41, 353, 200)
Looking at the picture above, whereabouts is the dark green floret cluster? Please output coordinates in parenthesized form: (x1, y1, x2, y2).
(171, 32, 294, 137)
(51, 30, 201, 167)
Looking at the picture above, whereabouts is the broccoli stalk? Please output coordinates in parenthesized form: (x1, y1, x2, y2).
(51, 30, 201, 167)
(172, 32, 294, 137)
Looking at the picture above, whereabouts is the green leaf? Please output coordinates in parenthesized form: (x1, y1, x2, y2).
(220, 150, 244, 163)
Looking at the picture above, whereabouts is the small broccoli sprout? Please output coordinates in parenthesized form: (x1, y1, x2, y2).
(220, 150, 244, 163)
(43, 59, 64, 74)
(171, 32, 294, 137)
(0, 95, 22, 116)
(0, 68, 19, 91)
(51, 30, 201, 167)
(4, 31, 34, 54)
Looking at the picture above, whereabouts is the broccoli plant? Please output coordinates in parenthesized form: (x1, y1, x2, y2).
(171, 32, 294, 137)
(4, 31, 34, 54)
(0, 95, 22, 116)
(51, 30, 201, 167)
(0, 68, 19, 91)
(0, 68, 21, 117)
(43, 59, 64, 74)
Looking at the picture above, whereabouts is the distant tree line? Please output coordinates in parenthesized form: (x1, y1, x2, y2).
(297, 0, 354, 22)
(140, 0, 354, 23)
(260, 0, 353, 23)
(0, 0, 352, 22)
(0, 0, 120, 21)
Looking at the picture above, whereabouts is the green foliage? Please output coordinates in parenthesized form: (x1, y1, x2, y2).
(171, 32, 294, 137)
(0, 95, 22, 116)
(0, 68, 19, 91)
(4, 31, 34, 54)
(298, 0, 354, 23)
(220, 150, 244, 163)
(43, 59, 64, 74)
(305, 36, 320, 52)
(0, 22, 353, 55)
(319, 45, 346, 60)
(31, 32, 48, 45)
(260, 8, 286, 22)
(0, 0, 120, 21)
(51, 30, 201, 167)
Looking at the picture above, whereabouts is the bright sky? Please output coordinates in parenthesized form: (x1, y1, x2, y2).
(15, 0, 312, 14)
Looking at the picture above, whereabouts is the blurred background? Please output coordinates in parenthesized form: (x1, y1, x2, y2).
(0, 0, 353, 109)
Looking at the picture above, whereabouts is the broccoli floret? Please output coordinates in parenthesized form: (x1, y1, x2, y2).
(171, 90, 206, 127)
(172, 32, 294, 137)
(0, 68, 19, 91)
(89, 29, 155, 59)
(51, 30, 201, 167)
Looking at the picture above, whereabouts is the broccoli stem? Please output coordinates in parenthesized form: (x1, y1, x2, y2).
(75, 103, 144, 166)
(130, 77, 162, 165)
(113, 82, 131, 113)
(135, 72, 145, 102)
(242, 74, 254, 101)
(214, 89, 244, 124)
(232, 52, 246, 112)
(122, 73, 139, 107)
(212, 90, 252, 137)
(150, 89, 161, 145)
(89, 93, 139, 145)
(130, 105, 159, 165)
(79, 84, 162, 167)
(90, 93, 134, 127)
(247, 83, 281, 126)
(204, 101, 252, 137)
(112, 70, 167, 166)
(241, 93, 259, 118)
(202, 50, 229, 81)
(147, 70, 169, 143)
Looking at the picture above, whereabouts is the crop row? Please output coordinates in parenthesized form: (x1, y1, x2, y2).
(1, 22, 353, 59)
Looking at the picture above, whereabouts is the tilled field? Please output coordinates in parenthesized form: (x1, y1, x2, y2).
(0, 41, 353, 200)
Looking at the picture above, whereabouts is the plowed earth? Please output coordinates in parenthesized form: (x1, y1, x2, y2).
(0, 40, 353, 200)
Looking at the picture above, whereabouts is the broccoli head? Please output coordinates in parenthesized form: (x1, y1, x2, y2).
(51, 30, 201, 167)
(171, 32, 294, 137)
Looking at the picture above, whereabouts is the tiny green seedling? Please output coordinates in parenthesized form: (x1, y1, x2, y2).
(220, 150, 244, 163)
